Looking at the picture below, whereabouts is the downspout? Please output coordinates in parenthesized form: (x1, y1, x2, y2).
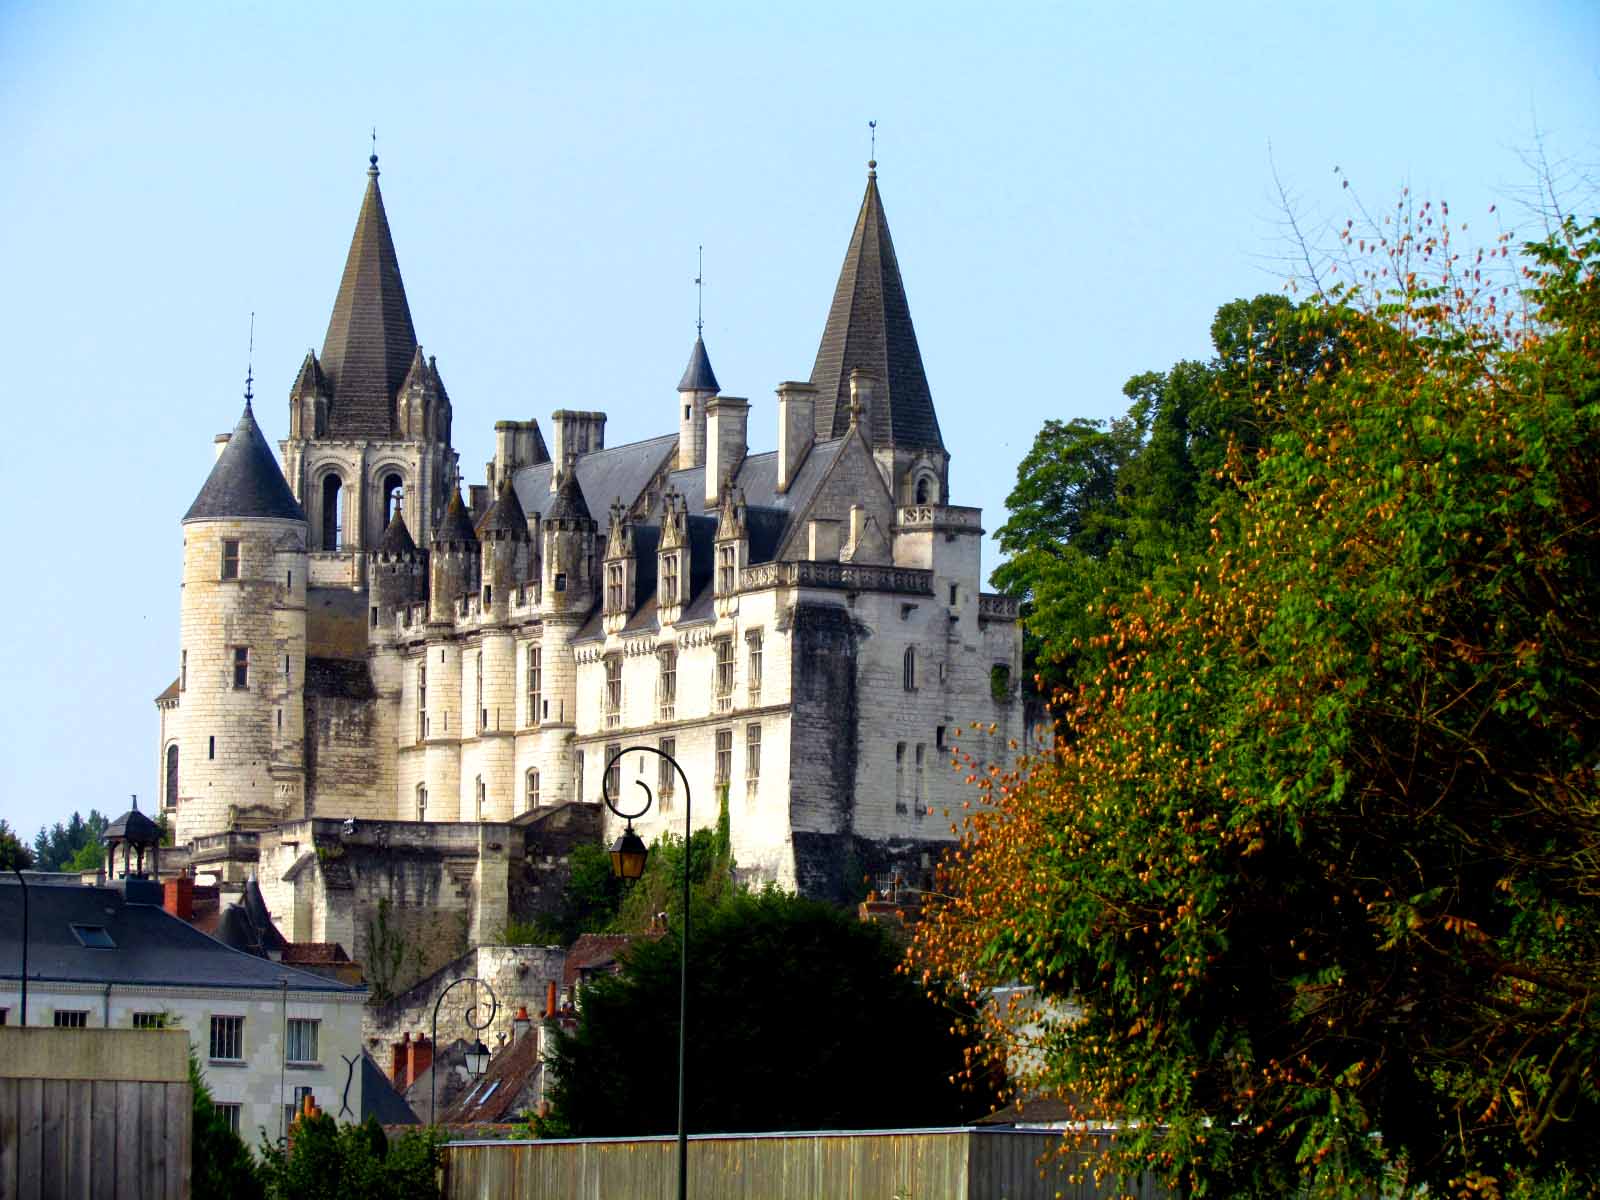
(279, 978, 288, 1144)
(11, 867, 26, 1025)
(103, 982, 112, 1028)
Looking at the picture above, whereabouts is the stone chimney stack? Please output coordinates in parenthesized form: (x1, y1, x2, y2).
(163, 876, 195, 921)
(848, 368, 875, 434)
(776, 382, 816, 494)
(213, 433, 231, 462)
(549, 410, 606, 476)
(705, 396, 749, 507)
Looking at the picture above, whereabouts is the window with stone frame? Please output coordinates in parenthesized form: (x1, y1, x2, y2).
(221, 539, 240, 580)
(604, 743, 621, 801)
(165, 745, 179, 810)
(660, 553, 680, 605)
(417, 662, 428, 739)
(895, 742, 907, 813)
(714, 636, 735, 712)
(475, 776, 486, 820)
(714, 727, 733, 786)
(657, 645, 677, 721)
(745, 723, 761, 791)
(902, 646, 917, 691)
(604, 655, 623, 728)
(746, 629, 763, 703)
(416, 783, 427, 821)
(915, 743, 926, 814)
(525, 644, 541, 726)
(658, 737, 676, 807)
(525, 769, 540, 811)
(716, 545, 737, 593)
(286, 1018, 319, 1064)
(572, 749, 585, 803)
(476, 653, 485, 733)
(232, 646, 249, 690)
(209, 1015, 244, 1060)
(605, 562, 625, 613)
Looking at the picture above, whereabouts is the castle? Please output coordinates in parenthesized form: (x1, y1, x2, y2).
(154, 150, 1022, 977)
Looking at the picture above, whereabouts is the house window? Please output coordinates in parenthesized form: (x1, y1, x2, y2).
(214, 1103, 241, 1135)
(604, 743, 622, 800)
(132, 1012, 168, 1029)
(902, 646, 916, 692)
(658, 738, 676, 807)
(746, 630, 763, 703)
(657, 645, 677, 721)
(604, 656, 622, 728)
(716, 545, 737, 593)
(221, 539, 240, 580)
(233, 646, 250, 690)
(165, 744, 179, 809)
(714, 637, 734, 712)
(949, 583, 958, 605)
(572, 750, 584, 803)
(605, 562, 625, 612)
(286, 1018, 320, 1064)
(0, 1009, 8, 1026)
(525, 645, 541, 726)
(554, 572, 566, 593)
(180, 650, 187, 691)
(417, 662, 427, 740)
(660, 554, 680, 605)
(210, 1015, 244, 1061)
(936, 725, 947, 751)
(714, 727, 733, 787)
(525, 769, 540, 811)
(416, 783, 427, 821)
(286, 1086, 315, 1130)
(53, 1010, 89, 1028)
(745, 723, 761, 791)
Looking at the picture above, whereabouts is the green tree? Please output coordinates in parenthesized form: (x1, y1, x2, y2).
(916, 215, 1600, 1197)
(542, 890, 986, 1137)
(190, 1051, 265, 1200)
(0, 820, 35, 870)
(257, 1112, 443, 1200)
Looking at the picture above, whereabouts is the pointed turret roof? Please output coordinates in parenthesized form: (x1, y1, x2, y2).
(290, 350, 331, 400)
(433, 487, 478, 546)
(378, 509, 418, 556)
(320, 156, 419, 437)
(677, 335, 720, 393)
(184, 402, 307, 524)
(480, 476, 529, 539)
(545, 470, 593, 524)
(809, 163, 943, 451)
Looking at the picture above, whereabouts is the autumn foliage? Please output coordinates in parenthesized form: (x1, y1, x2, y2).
(913, 208, 1600, 1197)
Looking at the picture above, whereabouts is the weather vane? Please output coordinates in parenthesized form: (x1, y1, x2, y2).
(245, 311, 255, 403)
(695, 246, 704, 337)
(869, 119, 877, 163)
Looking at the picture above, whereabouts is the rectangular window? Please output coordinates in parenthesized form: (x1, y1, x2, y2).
(714, 637, 734, 711)
(714, 727, 733, 786)
(936, 725, 947, 751)
(221, 539, 239, 580)
(286, 1086, 314, 1130)
(660, 554, 680, 606)
(132, 1012, 168, 1030)
(210, 1015, 244, 1061)
(746, 630, 763, 703)
(417, 662, 428, 740)
(572, 750, 584, 803)
(658, 738, 676, 807)
(604, 656, 622, 728)
(232, 646, 249, 690)
(605, 562, 625, 612)
(215, 1103, 241, 1135)
(476, 654, 484, 733)
(716, 545, 737, 593)
(53, 1010, 89, 1029)
(72, 924, 115, 948)
(896, 742, 907, 813)
(208, 735, 215, 760)
(916, 743, 926, 813)
(525, 769, 540, 810)
(0, 1009, 9, 1026)
(475, 776, 485, 821)
(745, 723, 761, 790)
(657, 646, 677, 721)
(525, 645, 541, 726)
(286, 1018, 320, 1064)
(604, 742, 621, 801)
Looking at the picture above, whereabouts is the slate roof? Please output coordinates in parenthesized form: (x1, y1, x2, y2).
(479, 477, 529, 538)
(104, 804, 160, 845)
(183, 402, 306, 524)
(809, 167, 943, 452)
(320, 158, 419, 438)
(433, 488, 479, 546)
(362, 1053, 419, 1125)
(0, 880, 362, 993)
(677, 335, 720, 393)
(511, 434, 678, 525)
(378, 510, 418, 556)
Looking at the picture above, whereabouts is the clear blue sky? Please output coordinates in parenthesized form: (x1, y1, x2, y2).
(1, 1, 1594, 840)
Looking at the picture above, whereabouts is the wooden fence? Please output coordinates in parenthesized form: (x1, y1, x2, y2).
(442, 1128, 1168, 1200)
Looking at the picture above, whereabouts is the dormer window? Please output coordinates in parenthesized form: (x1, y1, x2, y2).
(660, 554, 680, 606)
(717, 545, 736, 593)
(605, 562, 625, 613)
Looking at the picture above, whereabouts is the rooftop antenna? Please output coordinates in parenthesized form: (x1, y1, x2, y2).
(694, 245, 704, 337)
(369, 126, 379, 174)
(868, 119, 877, 173)
(244, 312, 255, 406)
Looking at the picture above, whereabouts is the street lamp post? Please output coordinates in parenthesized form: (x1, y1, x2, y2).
(429, 975, 499, 1127)
(603, 745, 692, 1200)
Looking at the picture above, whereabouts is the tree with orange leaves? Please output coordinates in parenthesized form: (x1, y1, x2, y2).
(914, 209, 1600, 1198)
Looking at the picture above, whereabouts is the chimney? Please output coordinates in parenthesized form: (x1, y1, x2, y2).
(848, 504, 866, 550)
(705, 396, 750, 506)
(494, 419, 549, 481)
(550, 410, 607, 473)
(808, 518, 840, 562)
(545, 980, 558, 1019)
(407, 1033, 432, 1092)
(213, 433, 231, 462)
(776, 382, 816, 494)
(848, 368, 874, 434)
(392, 1032, 411, 1086)
(163, 876, 194, 921)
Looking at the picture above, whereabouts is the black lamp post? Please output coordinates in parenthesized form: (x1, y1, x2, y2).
(429, 975, 499, 1126)
(603, 745, 692, 1200)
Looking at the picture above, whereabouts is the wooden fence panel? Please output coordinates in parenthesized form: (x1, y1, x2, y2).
(0, 1077, 190, 1200)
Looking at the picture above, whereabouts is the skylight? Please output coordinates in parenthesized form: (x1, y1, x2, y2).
(71, 925, 116, 949)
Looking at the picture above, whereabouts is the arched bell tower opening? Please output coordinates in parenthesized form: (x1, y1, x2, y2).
(383, 473, 405, 525)
(321, 475, 344, 549)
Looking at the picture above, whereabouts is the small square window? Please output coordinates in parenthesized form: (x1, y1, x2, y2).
(232, 646, 249, 689)
(210, 1015, 244, 1061)
(214, 1103, 241, 1134)
(286, 1018, 319, 1064)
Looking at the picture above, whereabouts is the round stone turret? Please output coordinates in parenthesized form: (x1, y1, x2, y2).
(429, 487, 480, 622)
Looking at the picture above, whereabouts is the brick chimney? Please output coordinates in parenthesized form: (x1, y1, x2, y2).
(545, 980, 558, 1019)
(163, 876, 194, 921)
(391, 1032, 411, 1086)
(407, 1033, 432, 1091)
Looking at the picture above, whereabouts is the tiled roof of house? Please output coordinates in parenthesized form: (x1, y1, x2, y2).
(439, 1030, 542, 1126)
(183, 402, 306, 524)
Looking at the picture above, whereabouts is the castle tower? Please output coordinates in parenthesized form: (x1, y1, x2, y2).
(809, 159, 948, 504)
(281, 152, 458, 561)
(176, 398, 308, 843)
(676, 334, 720, 470)
(539, 470, 595, 800)
(471, 477, 532, 819)
(369, 508, 427, 615)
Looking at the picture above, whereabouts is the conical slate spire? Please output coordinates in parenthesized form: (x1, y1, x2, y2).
(545, 469, 592, 524)
(808, 165, 943, 451)
(677, 335, 720, 393)
(320, 156, 419, 437)
(480, 475, 530, 539)
(184, 402, 307, 524)
(377, 508, 418, 556)
(432, 486, 478, 546)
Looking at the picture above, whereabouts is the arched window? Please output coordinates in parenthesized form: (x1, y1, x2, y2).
(164, 744, 179, 809)
(382, 473, 405, 526)
(915, 477, 930, 504)
(525, 769, 540, 811)
(321, 475, 344, 550)
(903, 646, 917, 692)
(416, 783, 428, 821)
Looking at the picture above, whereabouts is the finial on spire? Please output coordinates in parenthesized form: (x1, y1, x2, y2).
(244, 311, 255, 407)
(695, 245, 704, 337)
(868, 119, 877, 175)
(369, 126, 379, 175)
